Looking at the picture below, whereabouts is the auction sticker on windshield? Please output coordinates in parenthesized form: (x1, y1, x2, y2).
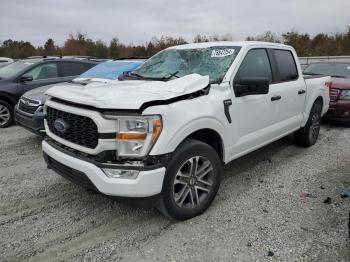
(211, 49, 235, 58)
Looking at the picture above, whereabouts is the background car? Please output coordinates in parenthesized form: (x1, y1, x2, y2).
(15, 59, 144, 135)
(0, 56, 100, 128)
(303, 62, 350, 124)
(0, 57, 14, 68)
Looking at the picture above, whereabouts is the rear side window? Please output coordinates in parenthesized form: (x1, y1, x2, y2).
(273, 50, 298, 82)
(61, 62, 93, 77)
(235, 49, 273, 83)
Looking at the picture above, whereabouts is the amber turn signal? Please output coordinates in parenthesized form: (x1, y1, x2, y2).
(117, 132, 147, 141)
(152, 118, 162, 141)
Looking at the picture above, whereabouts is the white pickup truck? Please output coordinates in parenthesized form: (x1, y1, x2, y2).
(42, 42, 330, 220)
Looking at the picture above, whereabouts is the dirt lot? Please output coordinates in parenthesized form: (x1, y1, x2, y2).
(0, 124, 349, 261)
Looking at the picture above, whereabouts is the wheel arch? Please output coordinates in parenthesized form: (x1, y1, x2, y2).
(302, 95, 325, 127)
(0, 92, 16, 107)
(150, 114, 227, 162)
(186, 129, 224, 163)
(314, 96, 323, 109)
(163, 127, 225, 163)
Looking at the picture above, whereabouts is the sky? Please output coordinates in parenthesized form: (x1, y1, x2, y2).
(1, 0, 349, 46)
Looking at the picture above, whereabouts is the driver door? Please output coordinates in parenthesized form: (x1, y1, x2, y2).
(226, 48, 281, 160)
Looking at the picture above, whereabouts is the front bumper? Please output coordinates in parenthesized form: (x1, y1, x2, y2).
(42, 141, 166, 197)
(323, 101, 350, 122)
(15, 108, 45, 135)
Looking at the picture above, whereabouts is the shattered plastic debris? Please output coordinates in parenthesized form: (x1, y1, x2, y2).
(340, 191, 350, 199)
(323, 197, 332, 204)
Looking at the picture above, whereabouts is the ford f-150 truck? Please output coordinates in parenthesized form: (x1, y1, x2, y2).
(42, 42, 330, 220)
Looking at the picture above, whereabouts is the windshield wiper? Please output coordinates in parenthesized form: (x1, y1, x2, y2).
(125, 72, 164, 81)
(159, 71, 180, 80)
(129, 72, 148, 79)
(127, 71, 181, 81)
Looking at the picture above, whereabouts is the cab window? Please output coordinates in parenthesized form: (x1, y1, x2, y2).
(235, 49, 273, 83)
(273, 49, 298, 82)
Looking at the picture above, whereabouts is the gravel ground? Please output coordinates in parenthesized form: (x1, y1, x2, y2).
(0, 124, 349, 262)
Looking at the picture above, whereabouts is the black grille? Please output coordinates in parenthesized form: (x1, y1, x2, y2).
(330, 88, 340, 102)
(18, 100, 39, 114)
(45, 154, 98, 192)
(46, 106, 98, 149)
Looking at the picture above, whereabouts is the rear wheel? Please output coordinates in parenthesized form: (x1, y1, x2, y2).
(158, 139, 222, 220)
(0, 100, 13, 128)
(294, 101, 322, 147)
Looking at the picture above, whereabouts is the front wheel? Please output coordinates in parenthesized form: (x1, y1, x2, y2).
(294, 101, 322, 147)
(158, 139, 222, 220)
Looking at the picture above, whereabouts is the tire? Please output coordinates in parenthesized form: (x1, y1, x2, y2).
(294, 101, 322, 147)
(0, 100, 14, 128)
(158, 139, 222, 220)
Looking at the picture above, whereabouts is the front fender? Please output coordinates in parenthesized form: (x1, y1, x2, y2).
(142, 84, 232, 158)
(145, 100, 228, 156)
(155, 117, 226, 155)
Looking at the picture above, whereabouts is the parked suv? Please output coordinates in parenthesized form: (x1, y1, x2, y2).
(304, 62, 350, 123)
(42, 42, 330, 220)
(15, 60, 144, 135)
(0, 57, 99, 128)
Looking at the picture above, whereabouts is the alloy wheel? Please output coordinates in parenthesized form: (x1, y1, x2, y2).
(173, 156, 214, 209)
(0, 105, 10, 126)
(310, 112, 321, 142)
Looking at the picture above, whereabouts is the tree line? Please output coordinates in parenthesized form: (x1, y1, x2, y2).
(1, 26, 349, 59)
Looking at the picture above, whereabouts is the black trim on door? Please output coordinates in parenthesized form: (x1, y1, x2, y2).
(266, 49, 279, 84)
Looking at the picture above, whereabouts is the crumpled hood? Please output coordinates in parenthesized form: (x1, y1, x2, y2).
(46, 74, 209, 110)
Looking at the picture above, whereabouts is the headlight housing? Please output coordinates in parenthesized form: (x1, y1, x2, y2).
(104, 114, 162, 158)
(339, 90, 350, 100)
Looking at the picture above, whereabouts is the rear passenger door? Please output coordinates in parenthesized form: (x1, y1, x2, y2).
(268, 49, 305, 131)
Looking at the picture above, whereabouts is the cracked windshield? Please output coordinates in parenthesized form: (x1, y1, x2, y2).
(133, 46, 241, 83)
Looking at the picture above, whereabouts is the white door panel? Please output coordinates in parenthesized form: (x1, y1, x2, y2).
(271, 79, 305, 129)
(227, 92, 280, 158)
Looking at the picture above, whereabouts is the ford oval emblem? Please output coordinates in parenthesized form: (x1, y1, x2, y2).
(54, 118, 69, 133)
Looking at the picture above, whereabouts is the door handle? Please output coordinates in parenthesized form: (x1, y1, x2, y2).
(271, 95, 282, 101)
(298, 90, 306, 95)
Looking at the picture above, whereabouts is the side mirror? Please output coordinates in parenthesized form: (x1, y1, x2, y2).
(20, 74, 33, 82)
(234, 77, 269, 97)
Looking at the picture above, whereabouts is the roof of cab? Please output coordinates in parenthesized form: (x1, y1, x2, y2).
(169, 41, 290, 50)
